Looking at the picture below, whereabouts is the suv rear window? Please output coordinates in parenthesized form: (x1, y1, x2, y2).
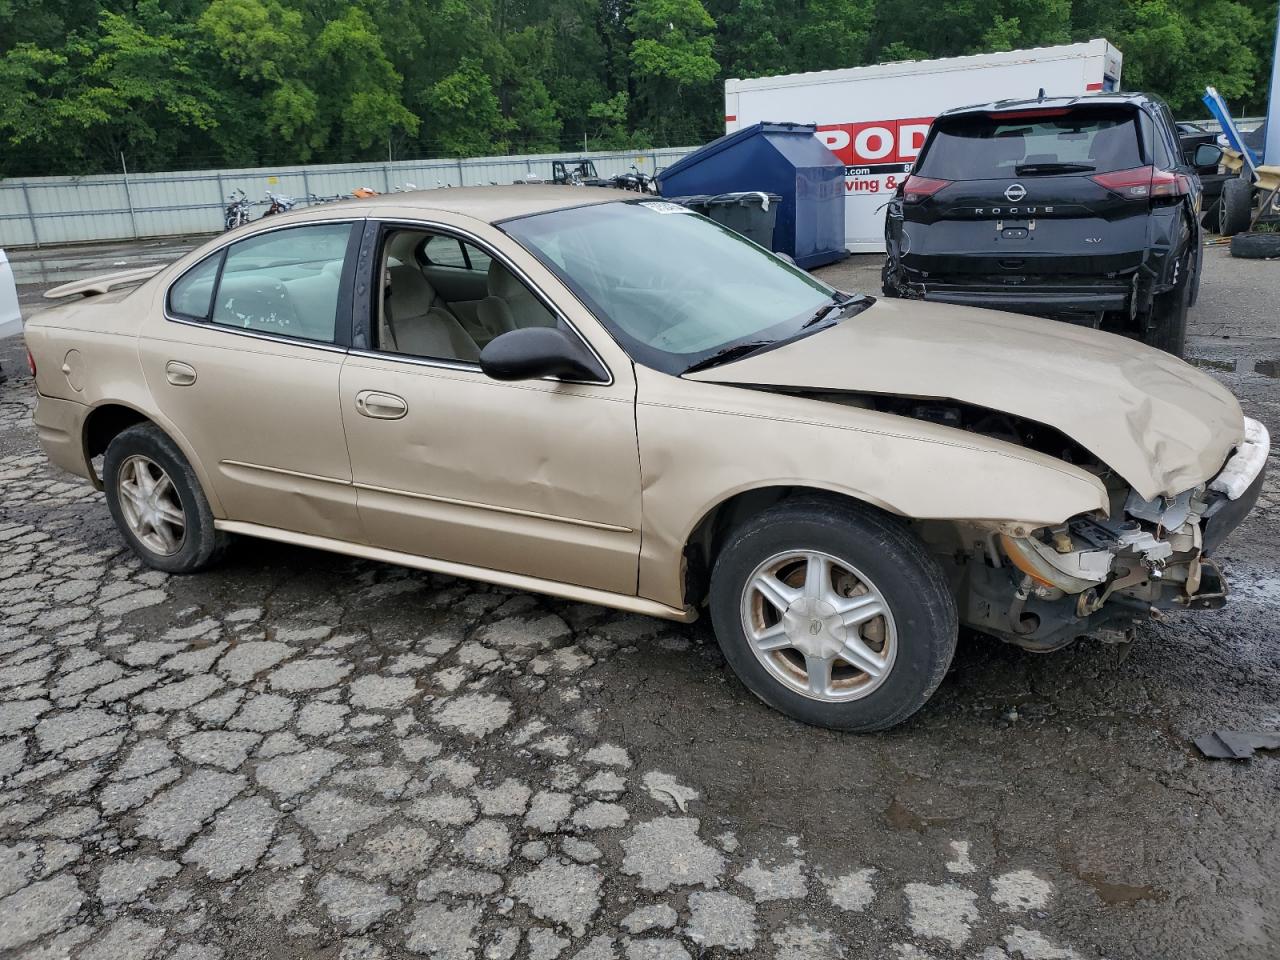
(915, 110, 1143, 180)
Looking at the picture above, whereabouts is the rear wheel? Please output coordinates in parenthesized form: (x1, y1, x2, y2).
(1218, 177, 1253, 236)
(1143, 265, 1191, 358)
(103, 423, 228, 573)
(708, 497, 957, 732)
(880, 260, 901, 297)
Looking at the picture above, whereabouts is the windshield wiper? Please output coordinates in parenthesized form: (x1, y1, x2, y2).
(683, 295, 872, 375)
(1013, 161, 1096, 175)
(681, 340, 774, 375)
(801, 293, 867, 329)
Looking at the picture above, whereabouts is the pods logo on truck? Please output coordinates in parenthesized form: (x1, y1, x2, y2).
(817, 119, 933, 192)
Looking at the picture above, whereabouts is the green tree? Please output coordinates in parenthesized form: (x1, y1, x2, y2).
(628, 0, 720, 143)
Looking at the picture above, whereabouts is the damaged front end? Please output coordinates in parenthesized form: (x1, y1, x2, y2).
(954, 417, 1269, 651)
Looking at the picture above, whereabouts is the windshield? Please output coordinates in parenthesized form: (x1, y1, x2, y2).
(916, 109, 1143, 179)
(501, 201, 838, 374)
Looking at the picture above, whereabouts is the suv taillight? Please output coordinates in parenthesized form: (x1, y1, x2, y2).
(902, 175, 952, 203)
(26, 347, 36, 377)
(1091, 165, 1190, 199)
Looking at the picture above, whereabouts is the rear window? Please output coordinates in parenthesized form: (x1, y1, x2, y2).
(915, 110, 1143, 180)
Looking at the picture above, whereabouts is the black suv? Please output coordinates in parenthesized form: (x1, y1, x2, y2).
(882, 93, 1222, 356)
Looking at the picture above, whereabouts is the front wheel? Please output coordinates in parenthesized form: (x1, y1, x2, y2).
(708, 498, 958, 732)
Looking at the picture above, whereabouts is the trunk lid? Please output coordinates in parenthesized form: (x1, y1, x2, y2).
(684, 298, 1243, 500)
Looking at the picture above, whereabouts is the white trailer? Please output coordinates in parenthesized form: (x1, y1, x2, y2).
(724, 40, 1123, 252)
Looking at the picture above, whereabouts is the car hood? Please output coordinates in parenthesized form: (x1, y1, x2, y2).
(685, 298, 1243, 500)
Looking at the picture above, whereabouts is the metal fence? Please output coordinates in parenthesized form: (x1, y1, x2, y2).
(0, 148, 695, 248)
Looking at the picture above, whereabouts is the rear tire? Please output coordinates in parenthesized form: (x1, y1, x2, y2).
(1143, 267, 1190, 358)
(708, 497, 957, 732)
(103, 423, 228, 574)
(1218, 177, 1253, 236)
(1229, 231, 1280, 260)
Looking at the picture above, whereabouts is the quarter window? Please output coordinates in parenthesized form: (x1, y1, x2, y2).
(167, 253, 221, 320)
(209, 223, 353, 342)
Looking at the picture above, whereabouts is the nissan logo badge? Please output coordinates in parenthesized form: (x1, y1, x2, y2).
(1004, 183, 1027, 202)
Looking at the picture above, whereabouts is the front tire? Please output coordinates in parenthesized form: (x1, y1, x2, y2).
(103, 423, 228, 574)
(708, 497, 958, 732)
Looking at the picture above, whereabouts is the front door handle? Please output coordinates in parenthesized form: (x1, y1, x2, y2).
(165, 361, 197, 386)
(355, 390, 408, 420)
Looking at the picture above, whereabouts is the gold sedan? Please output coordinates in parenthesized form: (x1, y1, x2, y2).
(25, 187, 1268, 730)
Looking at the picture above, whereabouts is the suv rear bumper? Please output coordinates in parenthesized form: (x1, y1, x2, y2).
(904, 280, 1130, 315)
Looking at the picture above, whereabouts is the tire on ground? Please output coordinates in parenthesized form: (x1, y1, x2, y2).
(1218, 177, 1253, 237)
(1229, 231, 1280, 260)
(880, 260, 901, 298)
(708, 496, 958, 732)
(1143, 268, 1191, 358)
(102, 422, 229, 574)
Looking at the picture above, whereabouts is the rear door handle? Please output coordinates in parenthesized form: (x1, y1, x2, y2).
(165, 361, 197, 386)
(355, 390, 407, 420)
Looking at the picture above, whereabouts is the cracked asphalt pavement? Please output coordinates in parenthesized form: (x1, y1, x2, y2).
(1, 241, 1277, 960)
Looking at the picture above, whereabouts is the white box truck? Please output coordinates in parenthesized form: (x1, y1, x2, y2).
(724, 39, 1123, 251)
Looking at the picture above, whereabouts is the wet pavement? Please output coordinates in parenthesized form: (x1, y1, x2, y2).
(0, 240, 1277, 960)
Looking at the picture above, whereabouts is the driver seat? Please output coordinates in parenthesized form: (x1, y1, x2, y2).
(384, 264, 480, 361)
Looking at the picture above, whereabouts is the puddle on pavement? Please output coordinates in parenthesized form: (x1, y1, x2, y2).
(1080, 873, 1167, 905)
(1187, 357, 1280, 378)
(884, 798, 929, 833)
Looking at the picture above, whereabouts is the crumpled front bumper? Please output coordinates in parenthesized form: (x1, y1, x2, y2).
(982, 417, 1269, 646)
(1202, 416, 1269, 554)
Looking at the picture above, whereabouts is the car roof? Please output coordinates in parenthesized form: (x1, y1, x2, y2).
(272, 185, 628, 227)
(937, 91, 1159, 120)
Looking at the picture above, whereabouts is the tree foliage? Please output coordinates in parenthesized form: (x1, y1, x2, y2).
(0, 0, 1274, 176)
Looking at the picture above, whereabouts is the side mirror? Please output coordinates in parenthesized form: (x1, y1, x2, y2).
(1193, 143, 1223, 168)
(479, 327, 608, 383)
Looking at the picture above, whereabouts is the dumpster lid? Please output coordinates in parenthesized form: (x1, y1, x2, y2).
(656, 122, 820, 185)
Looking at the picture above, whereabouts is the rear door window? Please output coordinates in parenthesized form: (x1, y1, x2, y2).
(916, 110, 1143, 179)
(211, 223, 353, 342)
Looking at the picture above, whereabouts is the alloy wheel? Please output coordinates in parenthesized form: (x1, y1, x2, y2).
(740, 549, 897, 702)
(117, 455, 186, 556)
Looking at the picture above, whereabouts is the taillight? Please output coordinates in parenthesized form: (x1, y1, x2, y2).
(902, 175, 952, 203)
(26, 347, 36, 377)
(1090, 165, 1190, 199)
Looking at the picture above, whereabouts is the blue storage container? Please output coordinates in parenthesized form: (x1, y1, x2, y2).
(656, 122, 847, 269)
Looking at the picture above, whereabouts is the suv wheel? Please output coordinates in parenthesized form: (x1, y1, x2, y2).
(880, 260, 901, 298)
(1218, 177, 1253, 236)
(708, 497, 957, 732)
(1143, 265, 1191, 358)
(103, 423, 228, 573)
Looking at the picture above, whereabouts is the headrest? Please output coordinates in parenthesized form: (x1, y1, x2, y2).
(388, 263, 436, 302)
(487, 260, 526, 299)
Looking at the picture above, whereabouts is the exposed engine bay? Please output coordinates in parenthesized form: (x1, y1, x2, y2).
(941, 416, 1266, 651)
(776, 387, 1269, 651)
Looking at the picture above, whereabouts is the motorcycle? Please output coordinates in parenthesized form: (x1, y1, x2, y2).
(261, 190, 299, 217)
(609, 165, 658, 194)
(223, 189, 251, 231)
